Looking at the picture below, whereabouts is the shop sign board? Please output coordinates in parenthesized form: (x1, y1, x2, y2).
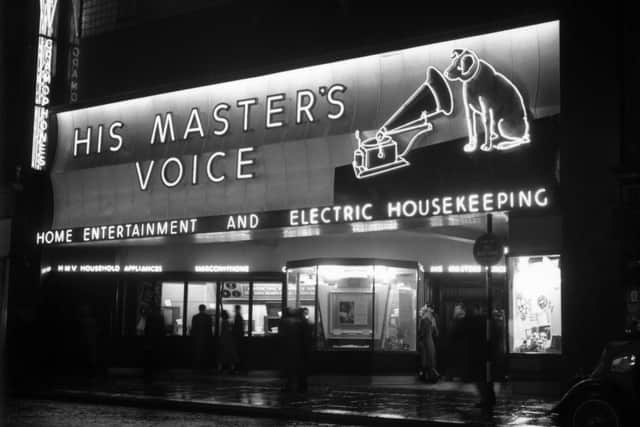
(45, 21, 560, 241)
(473, 232, 504, 266)
(36, 186, 550, 245)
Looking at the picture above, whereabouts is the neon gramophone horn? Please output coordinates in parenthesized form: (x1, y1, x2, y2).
(381, 67, 453, 155)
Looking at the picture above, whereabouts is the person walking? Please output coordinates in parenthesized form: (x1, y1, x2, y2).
(191, 304, 213, 370)
(456, 304, 496, 408)
(279, 308, 302, 392)
(217, 310, 238, 373)
(232, 305, 245, 373)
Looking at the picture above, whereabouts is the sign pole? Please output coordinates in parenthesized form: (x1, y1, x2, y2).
(485, 213, 495, 404)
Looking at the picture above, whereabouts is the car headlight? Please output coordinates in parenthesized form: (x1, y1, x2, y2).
(611, 354, 636, 373)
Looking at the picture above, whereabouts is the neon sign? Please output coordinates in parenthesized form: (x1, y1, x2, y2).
(352, 67, 453, 179)
(351, 49, 533, 179)
(31, 0, 58, 170)
(194, 265, 250, 273)
(444, 49, 530, 152)
(72, 84, 347, 191)
(35, 187, 551, 246)
(430, 265, 507, 273)
(54, 264, 163, 273)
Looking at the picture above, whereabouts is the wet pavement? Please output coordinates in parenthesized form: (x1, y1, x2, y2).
(4, 399, 352, 426)
(9, 373, 562, 426)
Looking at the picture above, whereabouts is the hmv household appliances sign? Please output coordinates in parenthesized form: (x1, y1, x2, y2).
(43, 21, 560, 244)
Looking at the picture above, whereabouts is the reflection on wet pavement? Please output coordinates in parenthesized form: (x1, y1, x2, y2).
(11, 375, 561, 426)
(5, 399, 353, 427)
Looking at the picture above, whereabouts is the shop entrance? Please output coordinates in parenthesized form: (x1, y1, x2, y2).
(429, 273, 508, 380)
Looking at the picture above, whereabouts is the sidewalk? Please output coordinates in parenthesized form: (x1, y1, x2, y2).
(13, 371, 561, 426)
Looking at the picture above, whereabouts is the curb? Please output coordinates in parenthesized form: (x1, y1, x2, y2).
(18, 390, 494, 427)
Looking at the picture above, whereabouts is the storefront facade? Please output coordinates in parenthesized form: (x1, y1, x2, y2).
(29, 19, 568, 376)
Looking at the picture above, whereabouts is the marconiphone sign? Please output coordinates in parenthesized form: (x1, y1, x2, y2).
(38, 21, 560, 246)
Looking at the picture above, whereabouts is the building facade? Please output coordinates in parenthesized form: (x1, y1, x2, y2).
(5, 1, 637, 380)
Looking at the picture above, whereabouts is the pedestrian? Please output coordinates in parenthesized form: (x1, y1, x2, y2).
(143, 306, 165, 384)
(418, 305, 440, 382)
(418, 304, 440, 382)
(217, 310, 238, 373)
(298, 308, 313, 392)
(279, 307, 302, 392)
(455, 304, 496, 408)
(191, 304, 213, 370)
(232, 304, 245, 373)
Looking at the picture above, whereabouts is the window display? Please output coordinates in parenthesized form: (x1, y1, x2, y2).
(509, 255, 562, 354)
(220, 281, 249, 335)
(161, 282, 184, 336)
(287, 260, 420, 352)
(186, 282, 216, 336)
(319, 265, 374, 349)
(251, 282, 283, 336)
(375, 266, 417, 351)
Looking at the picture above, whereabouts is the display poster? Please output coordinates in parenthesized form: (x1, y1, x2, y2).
(509, 255, 562, 354)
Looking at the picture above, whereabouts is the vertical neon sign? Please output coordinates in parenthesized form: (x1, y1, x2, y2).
(31, 0, 58, 170)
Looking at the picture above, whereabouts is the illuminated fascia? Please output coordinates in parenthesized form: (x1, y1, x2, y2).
(194, 265, 250, 273)
(123, 265, 163, 273)
(57, 264, 120, 273)
(54, 264, 163, 273)
(429, 264, 506, 274)
(350, 219, 398, 233)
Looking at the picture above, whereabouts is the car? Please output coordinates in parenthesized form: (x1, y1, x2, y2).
(552, 339, 639, 427)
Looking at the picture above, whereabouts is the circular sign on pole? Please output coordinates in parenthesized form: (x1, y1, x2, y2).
(473, 232, 504, 266)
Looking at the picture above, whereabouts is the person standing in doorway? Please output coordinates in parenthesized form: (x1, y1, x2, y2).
(191, 304, 213, 371)
(217, 310, 238, 373)
(232, 305, 245, 374)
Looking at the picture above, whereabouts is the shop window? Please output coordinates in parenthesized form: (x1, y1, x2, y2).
(375, 266, 417, 351)
(287, 266, 317, 309)
(287, 266, 318, 338)
(161, 282, 184, 336)
(317, 265, 374, 350)
(508, 255, 562, 354)
(220, 281, 249, 336)
(126, 281, 163, 336)
(186, 282, 216, 336)
(251, 282, 283, 336)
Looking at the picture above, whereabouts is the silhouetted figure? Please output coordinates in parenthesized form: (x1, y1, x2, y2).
(191, 304, 213, 370)
(143, 306, 165, 384)
(455, 304, 496, 408)
(279, 307, 304, 392)
(217, 310, 238, 373)
(298, 308, 313, 392)
(232, 304, 245, 373)
(418, 304, 440, 382)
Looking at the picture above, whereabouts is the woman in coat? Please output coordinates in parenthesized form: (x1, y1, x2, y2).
(417, 304, 440, 382)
